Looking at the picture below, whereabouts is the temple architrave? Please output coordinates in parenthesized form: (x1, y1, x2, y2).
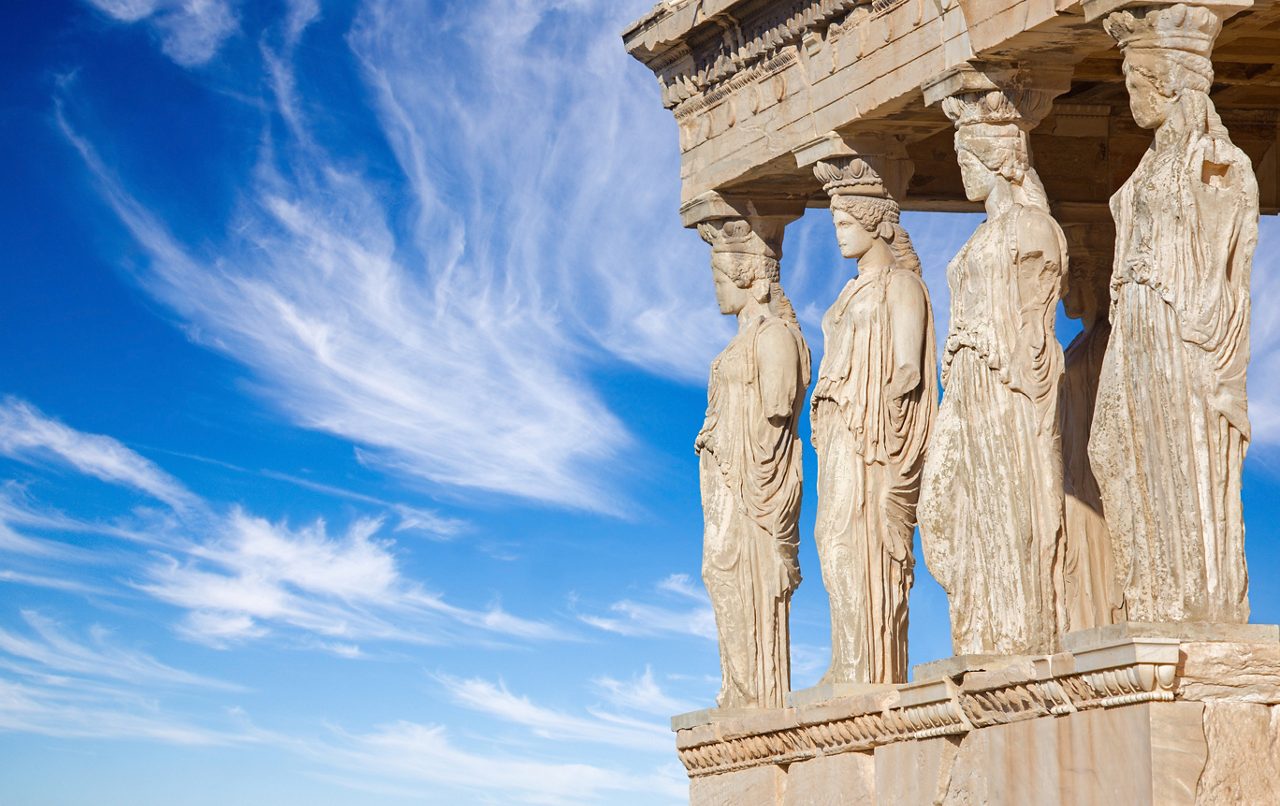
(625, 0, 1280, 803)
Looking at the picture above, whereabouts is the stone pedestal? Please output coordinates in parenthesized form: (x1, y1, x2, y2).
(673, 625, 1280, 805)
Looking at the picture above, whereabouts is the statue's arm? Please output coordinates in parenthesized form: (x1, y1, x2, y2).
(1009, 212, 1064, 395)
(756, 324, 801, 424)
(887, 274, 927, 400)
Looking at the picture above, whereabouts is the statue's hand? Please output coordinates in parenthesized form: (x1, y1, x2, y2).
(694, 431, 711, 453)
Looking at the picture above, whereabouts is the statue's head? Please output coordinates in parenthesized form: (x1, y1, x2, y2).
(1105, 4, 1220, 130)
(829, 195, 900, 261)
(938, 86, 1055, 212)
(957, 124, 1038, 202)
(708, 252, 777, 315)
(815, 156, 902, 260)
(1058, 216, 1116, 325)
(697, 218, 784, 316)
(942, 91, 1038, 202)
(1061, 242, 1113, 325)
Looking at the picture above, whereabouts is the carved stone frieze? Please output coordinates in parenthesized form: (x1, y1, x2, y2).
(641, 0, 865, 111)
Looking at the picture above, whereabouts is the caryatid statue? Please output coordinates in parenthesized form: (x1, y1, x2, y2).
(693, 207, 811, 709)
(807, 150, 937, 685)
(918, 76, 1069, 656)
(1059, 212, 1127, 632)
(1090, 3, 1256, 623)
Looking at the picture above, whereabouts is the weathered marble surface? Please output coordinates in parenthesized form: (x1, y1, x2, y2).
(809, 151, 937, 686)
(1198, 701, 1280, 803)
(695, 212, 811, 709)
(919, 80, 1068, 656)
(1090, 2, 1257, 624)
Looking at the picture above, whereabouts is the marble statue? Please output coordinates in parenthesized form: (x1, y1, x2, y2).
(810, 155, 937, 685)
(1059, 218, 1127, 632)
(695, 216, 811, 709)
(918, 88, 1068, 656)
(1091, 3, 1257, 623)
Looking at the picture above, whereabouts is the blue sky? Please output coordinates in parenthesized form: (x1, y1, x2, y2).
(1, 1, 1278, 804)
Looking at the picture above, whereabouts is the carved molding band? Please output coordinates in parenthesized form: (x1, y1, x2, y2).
(675, 636, 1183, 777)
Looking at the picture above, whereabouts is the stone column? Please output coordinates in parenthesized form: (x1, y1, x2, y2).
(682, 192, 811, 710)
(1055, 202, 1126, 633)
(1081, 0, 1258, 624)
(916, 64, 1071, 656)
(792, 134, 938, 687)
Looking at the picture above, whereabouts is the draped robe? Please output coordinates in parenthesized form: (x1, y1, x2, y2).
(1060, 320, 1127, 631)
(919, 204, 1067, 656)
(1089, 96, 1256, 623)
(697, 314, 810, 708)
(813, 267, 936, 684)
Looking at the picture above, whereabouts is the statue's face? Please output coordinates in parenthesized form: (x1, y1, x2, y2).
(832, 207, 875, 260)
(955, 140, 997, 202)
(710, 255, 751, 315)
(1123, 59, 1173, 130)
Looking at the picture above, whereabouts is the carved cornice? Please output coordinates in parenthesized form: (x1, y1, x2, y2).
(639, 0, 867, 110)
(673, 50, 797, 120)
(675, 635, 1187, 777)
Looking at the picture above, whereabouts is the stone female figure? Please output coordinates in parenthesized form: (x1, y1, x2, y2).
(811, 161, 936, 685)
(1059, 219, 1126, 632)
(695, 218, 811, 709)
(1090, 5, 1256, 623)
(918, 91, 1068, 656)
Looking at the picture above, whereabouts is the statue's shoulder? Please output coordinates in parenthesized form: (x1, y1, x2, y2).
(753, 315, 801, 351)
(748, 317, 803, 377)
(1194, 134, 1259, 198)
(1012, 203, 1058, 230)
(887, 269, 929, 306)
(1010, 205, 1065, 257)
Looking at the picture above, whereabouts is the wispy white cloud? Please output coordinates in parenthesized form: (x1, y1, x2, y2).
(141, 508, 561, 648)
(0, 678, 246, 745)
(0, 519, 80, 560)
(439, 674, 670, 753)
(59, 59, 631, 514)
(0, 609, 240, 690)
(0, 569, 109, 595)
(0, 397, 200, 512)
(0, 663, 683, 805)
(255, 469, 465, 539)
(0, 607, 258, 747)
(349, 0, 727, 381)
(0, 481, 173, 552)
(0, 398, 559, 651)
(82, 0, 239, 67)
(313, 719, 686, 806)
(592, 665, 695, 716)
(59, 0, 738, 512)
(580, 573, 716, 640)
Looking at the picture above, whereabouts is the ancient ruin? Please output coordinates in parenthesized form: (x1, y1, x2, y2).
(625, 0, 1280, 802)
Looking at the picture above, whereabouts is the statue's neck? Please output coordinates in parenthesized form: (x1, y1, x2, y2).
(1155, 96, 1199, 150)
(855, 239, 895, 277)
(984, 179, 1015, 220)
(737, 297, 770, 328)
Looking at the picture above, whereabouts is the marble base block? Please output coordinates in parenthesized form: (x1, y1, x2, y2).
(672, 625, 1280, 805)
